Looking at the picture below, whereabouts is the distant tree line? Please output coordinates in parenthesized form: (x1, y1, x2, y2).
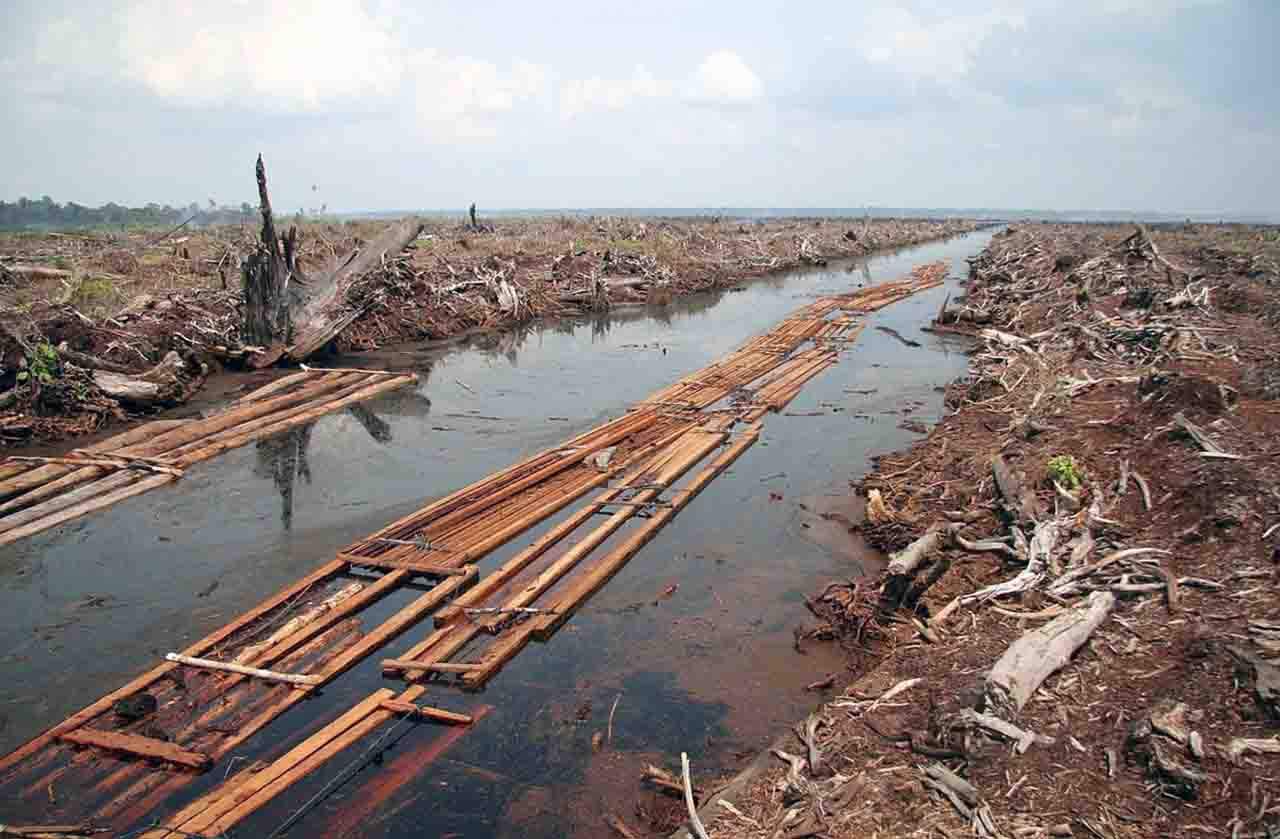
(0, 196, 260, 231)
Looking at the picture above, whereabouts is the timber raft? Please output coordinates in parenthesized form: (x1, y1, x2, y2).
(0, 368, 418, 547)
(0, 268, 944, 835)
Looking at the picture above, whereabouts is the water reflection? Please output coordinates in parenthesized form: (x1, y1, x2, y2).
(253, 423, 315, 531)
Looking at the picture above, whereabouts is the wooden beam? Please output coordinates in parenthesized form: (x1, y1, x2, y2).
(379, 700, 473, 725)
(58, 729, 211, 771)
(381, 660, 482, 674)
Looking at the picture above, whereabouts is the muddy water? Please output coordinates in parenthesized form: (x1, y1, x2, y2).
(0, 230, 993, 835)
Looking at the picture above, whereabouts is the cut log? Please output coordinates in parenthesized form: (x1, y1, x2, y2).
(983, 590, 1114, 718)
(92, 351, 205, 408)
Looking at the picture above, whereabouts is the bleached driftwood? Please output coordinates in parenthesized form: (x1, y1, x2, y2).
(165, 652, 322, 685)
(681, 753, 710, 839)
(92, 351, 203, 408)
(983, 590, 1114, 718)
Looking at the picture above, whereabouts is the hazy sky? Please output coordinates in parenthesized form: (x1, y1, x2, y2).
(2, 0, 1275, 215)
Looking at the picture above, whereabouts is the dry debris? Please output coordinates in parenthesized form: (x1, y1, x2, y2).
(700, 223, 1280, 839)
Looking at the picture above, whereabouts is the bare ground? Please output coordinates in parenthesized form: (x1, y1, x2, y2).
(669, 223, 1280, 839)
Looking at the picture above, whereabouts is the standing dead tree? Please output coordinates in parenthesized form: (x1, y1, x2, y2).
(242, 155, 299, 364)
(242, 155, 424, 368)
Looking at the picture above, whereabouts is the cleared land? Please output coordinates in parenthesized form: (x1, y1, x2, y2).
(686, 223, 1280, 839)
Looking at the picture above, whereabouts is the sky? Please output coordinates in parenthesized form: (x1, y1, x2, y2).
(1, 0, 1276, 216)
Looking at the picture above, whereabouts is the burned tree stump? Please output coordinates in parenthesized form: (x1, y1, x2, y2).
(242, 155, 302, 367)
(240, 155, 423, 367)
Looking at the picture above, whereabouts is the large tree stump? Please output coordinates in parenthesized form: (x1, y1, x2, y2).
(242, 155, 301, 367)
(240, 155, 422, 367)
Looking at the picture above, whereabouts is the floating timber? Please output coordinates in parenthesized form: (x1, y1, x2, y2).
(0, 369, 417, 547)
(0, 268, 945, 836)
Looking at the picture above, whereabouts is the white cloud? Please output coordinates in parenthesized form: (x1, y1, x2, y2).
(855, 5, 1024, 83)
(560, 66, 666, 119)
(558, 51, 763, 117)
(410, 52, 552, 138)
(120, 0, 404, 110)
(688, 50, 763, 103)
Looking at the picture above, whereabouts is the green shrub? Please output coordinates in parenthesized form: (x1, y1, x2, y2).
(1046, 454, 1083, 489)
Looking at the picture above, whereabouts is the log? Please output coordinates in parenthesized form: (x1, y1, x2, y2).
(0, 264, 73, 280)
(55, 344, 136, 375)
(92, 351, 203, 408)
(983, 591, 1114, 717)
(879, 524, 945, 611)
(164, 653, 322, 686)
(284, 216, 424, 362)
(991, 454, 1041, 524)
(59, 728, 211, 771)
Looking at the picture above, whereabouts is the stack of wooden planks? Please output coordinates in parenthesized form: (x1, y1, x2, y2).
(0, 368, 417, 547)
(0, 269, 946, 837)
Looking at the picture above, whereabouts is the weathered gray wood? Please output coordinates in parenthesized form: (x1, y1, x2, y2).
(283, 217, 424, 361)
(984, 590, 1114, 717)
(242, 155, 300, 368)
(92, 351, 202, 407)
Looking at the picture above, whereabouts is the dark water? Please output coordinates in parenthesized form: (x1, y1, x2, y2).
(0, 229, 994, 836)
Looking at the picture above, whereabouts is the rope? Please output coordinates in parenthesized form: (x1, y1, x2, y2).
(265, 713, 416, 838)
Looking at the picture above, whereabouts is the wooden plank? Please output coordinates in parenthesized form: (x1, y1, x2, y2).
(152, 689, 396, 838)
(239, 572, 409, 670)
(166, 373, 416, 468)
(0, 558, 346, 778)
(59, 729, 211, 771)
(0, 419, 187, 486)
(0, 374, 356, 502)
(381, 659, 482, 674)
(379, 700, 473, 725)
(316, 705, 491, 838)
(232, 370, 316, 404)
(0, 473, 174, 547)
(527, 424, 761, 645)
(340, 555, 471, 576)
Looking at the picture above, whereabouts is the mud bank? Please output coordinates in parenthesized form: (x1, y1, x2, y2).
(690, 223, 1280, 839)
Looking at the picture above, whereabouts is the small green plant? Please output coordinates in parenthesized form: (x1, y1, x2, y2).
(1046, 454, 1083, 490)
(68, 276, 121, 311)
(18, 341, 60, 386)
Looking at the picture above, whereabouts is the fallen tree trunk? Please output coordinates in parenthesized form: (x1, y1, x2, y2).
(283, 216, 424, 362)
(55, 343, 136, 375)
(983, 590, 1114, 718)
(92, 351, 205, 408)
(1, 264, 73, 280)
